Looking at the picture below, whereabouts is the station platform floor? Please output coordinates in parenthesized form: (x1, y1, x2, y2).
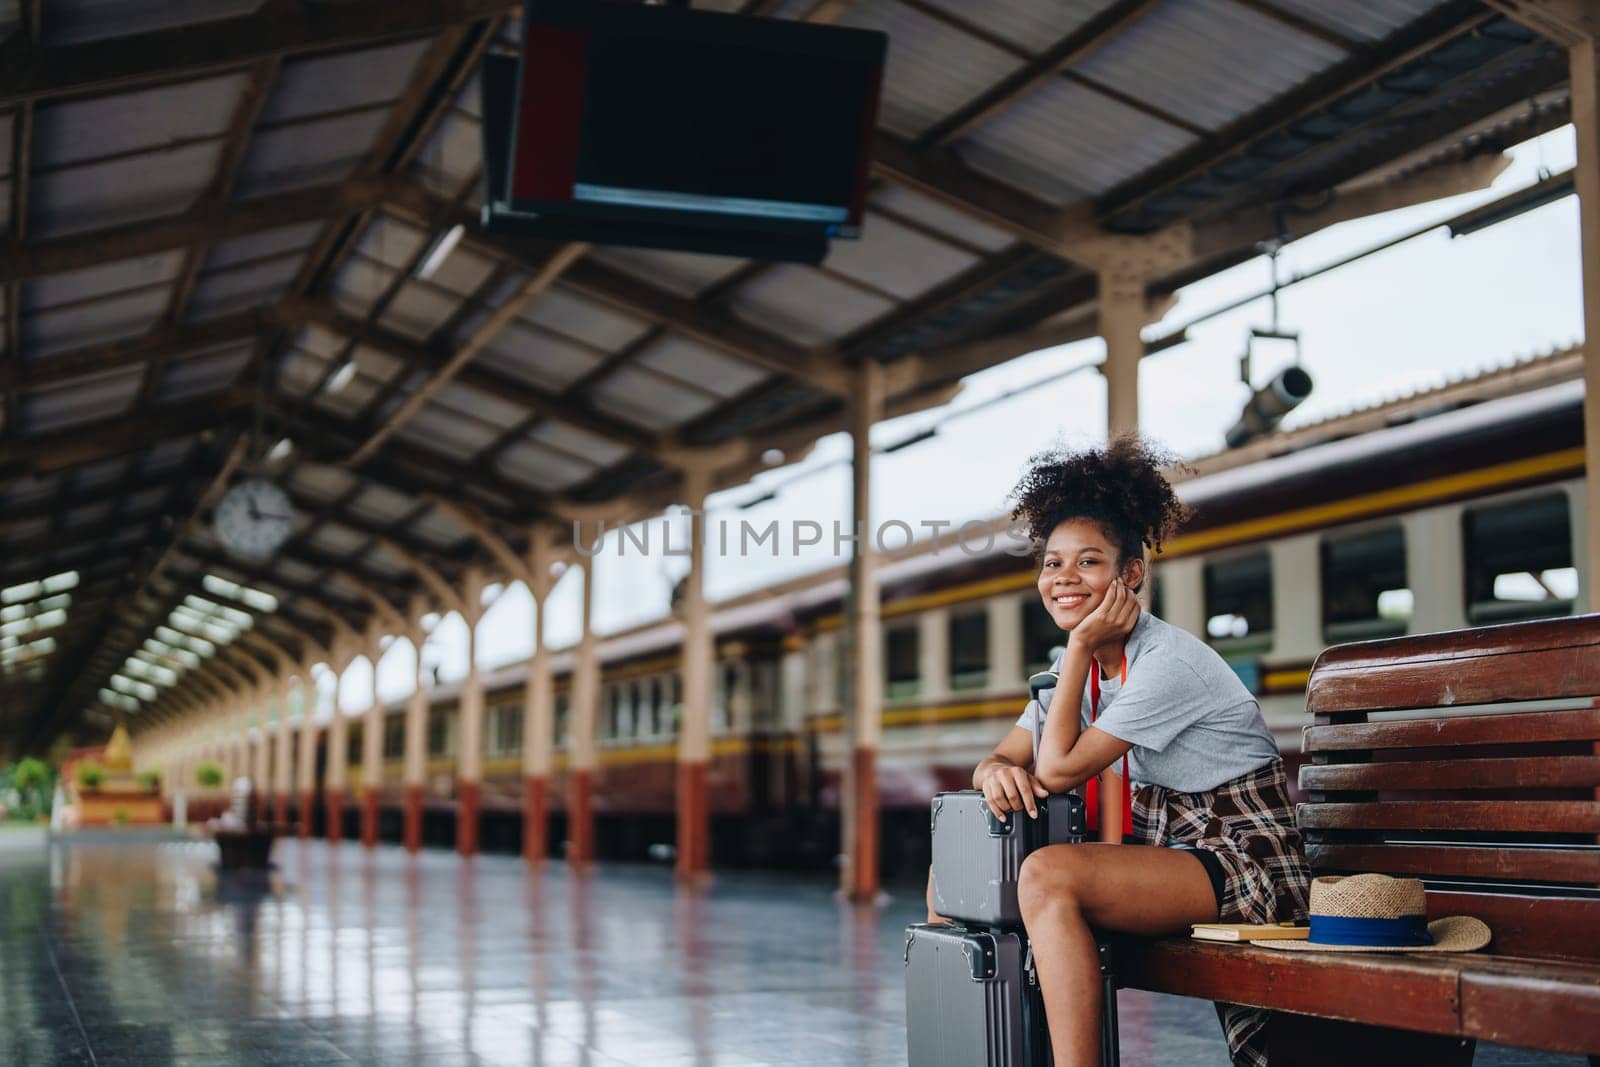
(0, 829, 1584, 1066)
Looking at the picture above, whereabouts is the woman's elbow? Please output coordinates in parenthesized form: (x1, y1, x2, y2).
(1032, 759, 1086, 794)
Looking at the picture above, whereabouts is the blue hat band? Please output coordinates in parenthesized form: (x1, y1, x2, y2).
(1307, 914, 1433, 947)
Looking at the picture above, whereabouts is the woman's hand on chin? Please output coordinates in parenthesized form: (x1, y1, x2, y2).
(1068, 577, 1140, 654)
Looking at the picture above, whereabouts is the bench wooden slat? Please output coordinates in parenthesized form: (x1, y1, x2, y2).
(1298, 800, 1600, 833)
(1461, 965, 1600, 1053)
(1303, 709, 1600, 751)
(1300, 756, 1600, 792)
(1306, 843, 1600, 884)
(1108, 937, 1464, 1035)
(1306, 616, 1600, 715)
(1427, 891, 1600, 963)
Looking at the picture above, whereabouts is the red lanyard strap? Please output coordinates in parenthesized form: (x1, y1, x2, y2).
(1087, 655, 1134, 838)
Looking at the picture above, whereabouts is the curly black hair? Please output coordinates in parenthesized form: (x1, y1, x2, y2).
(1008, 434, 1193, 567)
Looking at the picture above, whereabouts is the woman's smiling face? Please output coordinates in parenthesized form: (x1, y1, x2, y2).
(1036, 518, 1140, 631)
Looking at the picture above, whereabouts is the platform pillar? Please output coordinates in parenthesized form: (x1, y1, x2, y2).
(567, 549, 600, 868)
(402, 609, 430, 853)
(523, 527, 558, 864)
(326, 679, 348, 845)
(843, 359, 885, 902)
(456, 568, 488, 858)
(297, 693, 317, 841)
(361, 628, 385, 848)
(253, 696, 272, 824)
(1099, 268, 1146, 440)
(676, 464, 714, 881)
(273, 683, 294, 826)
(1572, 31, 1600, 600)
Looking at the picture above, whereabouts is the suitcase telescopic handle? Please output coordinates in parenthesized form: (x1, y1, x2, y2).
(1027, 670, 1058, 767)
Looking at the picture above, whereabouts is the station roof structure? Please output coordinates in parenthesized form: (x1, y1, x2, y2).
(0, 0, 1572, 748)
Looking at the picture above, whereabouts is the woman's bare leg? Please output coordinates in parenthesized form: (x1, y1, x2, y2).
(1018, 844, 1218, 1067)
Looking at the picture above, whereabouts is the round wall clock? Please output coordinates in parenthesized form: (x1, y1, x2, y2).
(214, 479, 295, 560)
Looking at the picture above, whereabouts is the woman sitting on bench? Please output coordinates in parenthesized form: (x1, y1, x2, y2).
(974, 435, 1309, 1067)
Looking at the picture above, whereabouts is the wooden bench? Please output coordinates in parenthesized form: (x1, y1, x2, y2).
(1111, 614, 1600, 1065)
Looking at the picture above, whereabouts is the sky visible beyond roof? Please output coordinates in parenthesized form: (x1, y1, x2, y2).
(342, 126, 1583, 711)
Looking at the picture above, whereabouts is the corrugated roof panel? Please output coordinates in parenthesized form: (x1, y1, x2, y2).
(187, 255, 300, 320)
(295, 324, 344, 360)
(585, 247, 748, 298)
(352, 343, 406, 382)
(397, 405, 500, 462)
(1270, 0, 1442, 43)
(0, 475, 58, 510)
(922, 0, 1115, 50)
(24, 251, 183, 312)
(272, 558, 322, 587)
(18, 365, 142, 433)
(277, 349, 326, 399)
(346, 483, 415, 525)
(31, 142, 221, 238)
(423, 246, 497, 300)
(259, 39, 433, 124)
(206, 222, 321, 271)
(634, 337, 768, 400)
(3, 517, 51, 544)
(526, 421, 630, 469)
(354, 217, 431, 272)
(154, 342, 253, 405)
(234, 110, 388, 198)
(404, 509, 469, 551)
(727, 266, 895, 346)
(43, 0, 260, 45)
(867, 184, 1017, 254)
(824, 213, 980, 301)
(330, 258, 397, 320)
(311, 372, 381, 418)
(121, 485, 166, 515)
(959, 76, 1199, 201)
(495, 440, 597, 491)
(289, 463, 358, 504)
(522, 287, 651, 352)
(73, 459, 126, 491)
(379, 281, 460, 342)
(432, 381, 526, 431)
(139, 439, 192, 473)
(307, 524, 369, 558)
(1073, 0, 1349, 133)
(837, 0, 1023, 139)
(22, 287, 167, 360)
(34, 73, 244, 168)
(590, 367, 717, 428)
(410, 112, 482, 198)
(64, 500, 114, 529)
(478, 321, 607, 391)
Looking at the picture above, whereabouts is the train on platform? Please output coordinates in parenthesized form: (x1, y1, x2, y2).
(323, 354, 1587, 876)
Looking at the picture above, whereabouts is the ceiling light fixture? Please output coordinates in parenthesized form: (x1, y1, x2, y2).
(416, 224, 466, 281)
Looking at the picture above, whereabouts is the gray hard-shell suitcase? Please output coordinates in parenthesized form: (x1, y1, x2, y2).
(903, 924, 1119, 1067)
(929, 790, 1086, 927)
(929, 669, 1087, 927)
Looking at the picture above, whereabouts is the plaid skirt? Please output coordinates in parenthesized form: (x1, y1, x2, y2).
(1131, 757, 1311, 1067)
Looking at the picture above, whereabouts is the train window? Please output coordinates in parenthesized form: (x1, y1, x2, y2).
(884, 624, 919, 700)
(490, 703, 522, 756)
(1322, 527, 1410, 642)
(605, 685, 622, 740)
(383, 716, 404, 759)
(645, 677, 662, 736)
(716, 664, 738, 731)
(949, 608, 989, 691)
(667, 673, 682, 736)
(1464, 494, 1576, 624)
(554, 692, 570, 747)
(1204, 552, 1272, 656)
(1021, 598, 1060, 677)
(427, 707, 451, 757)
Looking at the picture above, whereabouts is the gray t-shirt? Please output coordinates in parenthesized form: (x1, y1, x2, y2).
(1015, 612, 1279, 793)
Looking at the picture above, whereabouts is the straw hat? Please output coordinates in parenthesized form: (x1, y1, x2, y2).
(1260, 873, 1491, 953)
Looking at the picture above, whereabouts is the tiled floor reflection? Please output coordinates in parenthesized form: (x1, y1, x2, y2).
(0, 831, 1586, 1066)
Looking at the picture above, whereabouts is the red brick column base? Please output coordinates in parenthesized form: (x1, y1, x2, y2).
(675, 760, 710, 880)
(325, 788, 344, 844)
(567, 769, 595, 868)
(298, 790, 314, 839)
(523, 775, 548, 863)
(361, 789, 379, 848)
(848, 747, 879, 901)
